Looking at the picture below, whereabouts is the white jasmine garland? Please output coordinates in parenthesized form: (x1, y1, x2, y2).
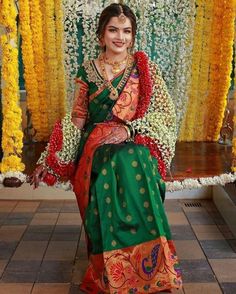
(37, 113, 81, 165)
(62, 0, 195, 130)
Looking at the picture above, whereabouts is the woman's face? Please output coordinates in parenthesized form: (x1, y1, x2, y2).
(102, 16, 133, 56)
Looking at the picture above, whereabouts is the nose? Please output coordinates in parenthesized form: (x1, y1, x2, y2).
(117, 30, 124, 41)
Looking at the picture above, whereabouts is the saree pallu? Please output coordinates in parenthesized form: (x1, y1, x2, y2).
(73, 64, 182, 293)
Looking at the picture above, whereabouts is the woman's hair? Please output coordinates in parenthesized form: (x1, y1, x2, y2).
(96, 3, 137, 44)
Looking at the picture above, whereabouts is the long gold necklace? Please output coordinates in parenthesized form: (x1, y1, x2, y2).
(104, 55, 128, 74)
(99, 53, 133, 100)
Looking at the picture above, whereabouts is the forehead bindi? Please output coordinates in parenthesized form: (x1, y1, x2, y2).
(106, 16, 132, 30)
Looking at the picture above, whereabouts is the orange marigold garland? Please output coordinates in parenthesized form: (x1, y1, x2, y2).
(205, 0, 235, 141)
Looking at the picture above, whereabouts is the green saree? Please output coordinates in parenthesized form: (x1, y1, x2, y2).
(72, 53, 182, 293)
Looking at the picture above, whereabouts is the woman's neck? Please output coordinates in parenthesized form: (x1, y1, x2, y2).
(104, 50, 128, 62)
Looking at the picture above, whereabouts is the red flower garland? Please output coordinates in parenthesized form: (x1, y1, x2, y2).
(133, 51, 153, 119)
(133, 52, 166, 177)
(43, 120, 75, 186)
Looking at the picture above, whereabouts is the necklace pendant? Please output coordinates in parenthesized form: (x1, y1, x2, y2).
(110, 88, 118, 100)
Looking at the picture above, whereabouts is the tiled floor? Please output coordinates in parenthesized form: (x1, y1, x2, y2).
(0, 199, 235, 294)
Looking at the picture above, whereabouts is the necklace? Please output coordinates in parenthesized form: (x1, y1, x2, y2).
(99, 53, 134, 100)
(104, 55, 128, 74)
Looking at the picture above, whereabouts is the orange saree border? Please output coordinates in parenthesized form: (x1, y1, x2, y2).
(80, 236, 182, 294)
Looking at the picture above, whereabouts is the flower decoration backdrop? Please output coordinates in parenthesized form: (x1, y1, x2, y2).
(0, 0, 236, 181)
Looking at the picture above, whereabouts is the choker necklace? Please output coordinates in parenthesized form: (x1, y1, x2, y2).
(99, 53, 133, 100)
(104, 55, 128, 74)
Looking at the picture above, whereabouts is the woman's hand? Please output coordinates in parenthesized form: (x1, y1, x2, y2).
(95, 122, 129, 145)
(29, 164, 48, 189)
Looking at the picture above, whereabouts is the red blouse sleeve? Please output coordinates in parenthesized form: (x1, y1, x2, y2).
(71, 67, 89, 129)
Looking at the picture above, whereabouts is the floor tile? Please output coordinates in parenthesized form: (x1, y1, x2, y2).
(1, 270, 38, 283)
(228, 239, 236, 252)
(57, 213, 82, 226)
(72, 260, 89, 284)
(0, 201, 17, 213)
(191, 225, 225, 240)
(0, 260, 8, 277)
(30, 213, 59, 225)
(3, 213, 34, 225)
(218, 225, 235, 240)
(69, 284, 82, 294)
(164, 200, 183, 212)
(12, 241, 48, 260)
(0, 241, 18, 259)
(12, 201, 40, 213)
(40, 260, 74, 272)
(200, 240, 236, 259)
(44, 241, 78, 261)
(0, 225, 27, 241)
(183, 283, 222, 294)
(61, 201, 79, 213)
(180, 260, 216, 283)
(52, 225, 81, 241)
(32, 283, 70, 294)
(184, 211, 215, 225)
(37, 271, 72, 283)
(220, 283, 236, 294)
(37, 201, 64, 213)
(166, 212, 189, 225)
(0, 283, 33, 294)
(170, 225, 196, 240)
(5, 260, 41, 272)
(175, 240, 205, 259)
(209, 259, 236, 282)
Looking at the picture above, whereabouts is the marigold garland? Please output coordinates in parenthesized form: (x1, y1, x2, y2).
(179, 0, 205, 141)
(19, 0, 42, 139)
(55, 0, 66, 116)
(0, 0, 25, 173)
(29, 0, 49, 140)
(41, 0, 60, 131)
(205, 0, 235, 141)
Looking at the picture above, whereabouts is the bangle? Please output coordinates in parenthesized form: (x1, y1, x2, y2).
(124, 125, 131, 139)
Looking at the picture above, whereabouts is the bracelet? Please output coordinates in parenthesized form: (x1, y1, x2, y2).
(124, 125, 131, 139)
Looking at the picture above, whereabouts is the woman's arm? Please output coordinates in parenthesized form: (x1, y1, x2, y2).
(31, 66, 89, 187)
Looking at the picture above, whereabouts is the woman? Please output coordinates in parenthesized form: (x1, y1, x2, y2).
(31, 3, 182, 293)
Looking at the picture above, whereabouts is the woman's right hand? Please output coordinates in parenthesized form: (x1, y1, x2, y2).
(29, 164, 48, 189)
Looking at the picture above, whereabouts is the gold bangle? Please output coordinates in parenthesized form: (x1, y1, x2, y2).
(124, 125, 131, 139)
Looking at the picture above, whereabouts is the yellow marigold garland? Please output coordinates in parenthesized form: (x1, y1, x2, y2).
(41, 0, 60, 131)
(29, 0, 49, 140)
(194, 0, 213, 141)
(179, 0, 205, 141)
(19, 0, 41, 139)
(0, 0, 25, 173)
(231, 17, 236, 172)
(55, 0, 66, 117)
(205, 0, 235, 141)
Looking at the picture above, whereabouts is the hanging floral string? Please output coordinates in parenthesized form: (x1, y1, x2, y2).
(40, 0, 60, 130)
(19, 0, 42, 139)
(55, 0, 66, 117)
(205, 0, 235, 141)
(231, 38, 236, 172)
(179, 0, 205, 141)
(0, 0, 25, 174)
(29, 0, 49, 140)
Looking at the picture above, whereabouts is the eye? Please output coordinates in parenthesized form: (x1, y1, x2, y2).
(124, 30, 131, 34)
(108, 28, 116, 32)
